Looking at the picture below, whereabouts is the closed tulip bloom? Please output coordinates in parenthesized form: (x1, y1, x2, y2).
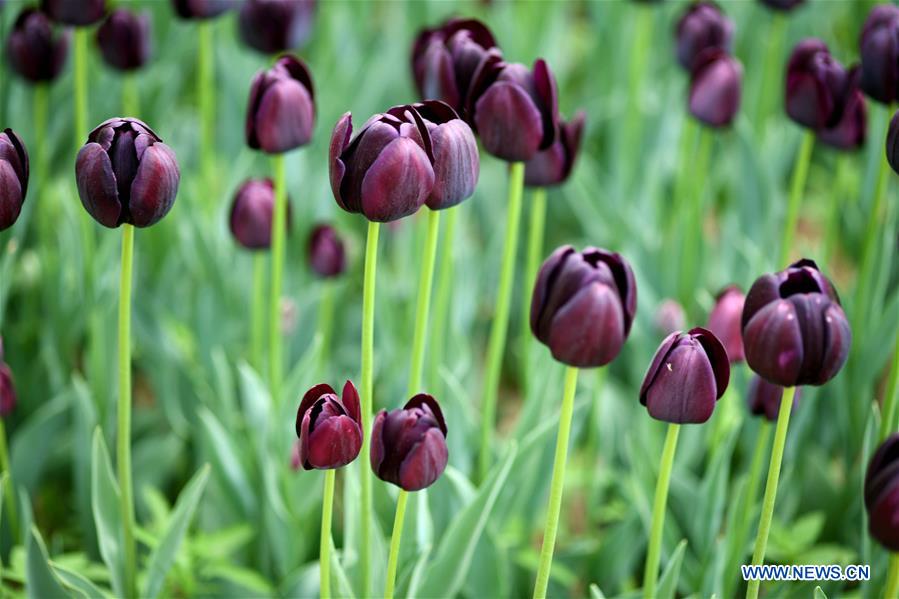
(747, 375, 799, 421)
(640, 327, 730, 424)
(76, 118, 180, 228)
(171, 0, 232, 19)
(246, 55, 315, 154)
(759, 0, 804, 10)
(524, 112, 585, 187)
(371, 394, 448, 491)
(865, 434, 899, 550)
(295, 381, 363, 470)
(96, 9, 151, 72)
(654, 299, 686, 336)
(859, 5, 899, 105)
(816, 66, 867, 151)
(531, 246, 637, 368)
(741, 259, 851, 387)
(413, 101, 479, 210)
(229, 179, 290, 250)
(0, 129, 30, 232)
(675, 2, 733, 71)
(689, 49, 742, 128)
(888, 109, 899, 175)
(238, 0, 317, 55)
(308, 224, 345, 278)
(6, 8, 69, 83)
(42, 0, 106, 26)
(706, 285, 745, 362)
(0, 360, 15, 418)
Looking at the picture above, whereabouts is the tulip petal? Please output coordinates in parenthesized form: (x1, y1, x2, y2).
(426, 119, 479, 209)
(532, 58, 559, 149)
(370, 410, 388, 474)
(359, 137, 433, 222)
(548, 282, 625, 367)
(305, 415, 363, 469)
(129, 142, 180, 227)
(742, 273, 780, 329)
(691, 327, 730, 399)
(644, 338, 718, 424)
(398, 429, 448, 491)
(474, 81, 544, 162)
(329, 113, 353, 211)
(405, 394, 447, 435)
(296, 383, 337, 437)
(744, 299, 804, 386)
(639, 332, 681, 404)
(342, 380, 361, 424)
(869, 480, 899, 551)
(254, 78, 314, 153)
(76, 142, 122, 228)
(816, 302, 851, 385)
(0, 162, 23, 231)
(530, 245, 574, 338)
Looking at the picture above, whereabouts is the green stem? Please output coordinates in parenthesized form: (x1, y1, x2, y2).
(678, 127, 713, 308)
(34, 85, 48, 181)
(755, 14, 786, 136)
(532, 366, 580, 599)
(319, 469, 336, 599)
(250, 254, 265, 371)
(0, 419, 19, 542)
(479, 162, 525, 482)
(885, 554, 899, 598)
(268, 154, 286, 405)
(429, 207, 459, 392)
(823, 154, 851, 263)
(198, 21, 214, 184)
(625, 5, 653, 157)
(122, 74, 139, 117)
(317, 282, 336, 375)
(117, 224, 136, 599)
(642, 423, 681, 599)
(746, 386, 796, 599)
(779, 131, 815, 268)
(359, 221, 380, 598)
(383, 490, 409, 599)
(520, 188, 547, 393)
(74, 28, 88, 148)
(408, 209, 441, 396)
(879, 331, 899, 442)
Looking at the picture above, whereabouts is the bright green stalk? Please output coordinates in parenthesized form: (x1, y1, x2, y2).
(642, 423, 681, 599)
(532, 366, 580, 599)
(383, 489, 409, 599)
(625, 5, 653, 157)
(408, 209, 441, 395)
(779, 131, 815, 268)
(74, 28, 88, 148)
(429, 207, 459, 392)
(746, 387, 796, 599)
(0, 419, 18, 542)
(250, 254, 265, 371)
(885, 554, 899, 598)
(34, 85, 48, 178)
(879, 331, 899, 442)
(520, 188, 547, 392)
(678, 127, 713, 307)
(317, 282, 336, 374)
(268, 154, 286, 405)
(755, 14, 786, 135)
(823, 155, 852, 263)
(198, 21, 214, 184)
(122, 74, 139, 117)
(319, 469, 336, 599)
(479, 162, 525, 482)
(117, 224, 136, 599)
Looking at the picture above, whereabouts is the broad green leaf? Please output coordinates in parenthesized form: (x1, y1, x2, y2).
(52, 562, 113, 598)
(26, 526, 67, 599)
(198, 408, 254, 516)
(91, 429, 125, 598)
(656, 539, 688, 599)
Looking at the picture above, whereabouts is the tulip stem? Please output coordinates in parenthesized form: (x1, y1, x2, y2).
(384, 489, 409, 599)
(533, 365, 580, 599)
(251, 254, 265, 371)
(0, 419, 19, 542)
(885, 554, 899, 598)
(122, 74, 139, 117)
(625, 4, 653, 162)
(268, 154, 287, 405)
(779, 131, 814, 268)
(823, 154, 851, 263)
(408, 209, 441, 396)
(429, 206, 459, 393)
(678, 126, 713, 308)
(319, 469, 336, 599)
(117, 224, 136, 599)
(198, 20, 214, 186)
(642, 423, 681, 599)
(317, 282, 336, 375)
(359, 221, 380, 598)
(754, 14, 786, 136)
(74, 27, 88, 149)
(479, 162, 524, 482)
(878, 331, 899, 442)
(746, 386, 796, 599)
(521, 188, 547, 393)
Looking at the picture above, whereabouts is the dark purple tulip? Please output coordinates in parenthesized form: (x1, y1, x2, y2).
(689, 49, 742, 128)
(888, 109, 899, 175)
(654, 299, 686, 336)
(741, 259, 851, 387)
(706, 285, 745, 363)
(640, 327, 730, 424)
(295, 381, 363, 470)
(411, 18, 499, 116)
(371, 394, 448, 491)
(0, 129, 30, 232)
(675, 2, 734, 71)
(308, 224, 346, 278)
(96, 9, 151, 72)
(75, 118, 180, 228)
(41, 0, 106, 26)
(229, 178, 291, 250)
(524, 112, 585, 188)
(816, 66, 867, 151)
(747, 375, 800, 421)
(859, 5, 899, 105)
(0, 360, 15, 418)
(172, 0, 232, 19)
(865, 434, 899, 551)
(238, 0, 317, 55)
(246, 54, 315, 154)
(759, 0, 804, 10)
(531, 246, 637, 368)
(413, 101, 479, 210)
(6, 8, 69, 83)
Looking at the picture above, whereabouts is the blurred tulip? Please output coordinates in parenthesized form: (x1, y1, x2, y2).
(171, 0, 232, 19)
(371, 394, 448, 491)
(747, 375, 799, 421)
(865, 434, 899, 550)
(531, 245, 637, 367)
(41, 0, 106, 26)
(689, 49, 742, 127)
(742, 259, 851, 387)
(524, 112, 585, 187)
(675, 2, 733, 71)
(759, 0, 804, 10)
(0, 359, 15, 418)
(6, 8, 69, 83)
(308, 224, 346, 278)
(0, 129, 29, 232)
(413, 101, 479, 210)
(640, 327, 730, 424)
(295, 381, 363, 470)
(654, 299, 686, 336)
(75, 117, 180, 228)
(706, 285, 745, 362)
(238, 0, 316, 55)
(289, 440, 302, 470)
(859, 5, 899, 105)
(888, 109, 899, 175)
(96, 9, 151, 72)
(816, 66, 867, 151)
(246, 54, 315, 154)
(229, 178, 290, 250)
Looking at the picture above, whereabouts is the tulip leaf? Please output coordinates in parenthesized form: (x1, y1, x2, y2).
(25, 525, 68, 599)
(198, 408, 254, 516)
(814, 586, 828, 599)
(51, 562, 114, 599)
(90, 428, 125, 599)
(656, 538, 688, 599)
(589, 583, 607, 599)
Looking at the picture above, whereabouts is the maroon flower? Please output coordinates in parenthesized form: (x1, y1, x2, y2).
(246, 55, 315, 154)
(96, 9, 151, 72)
(706, 285, 745, 363)
(308, 224, 346, 278)
(888, 109, 899, 175)
(412, 101, 479, 210)
(171, 0, 232, 20)
(6, 8, 69, 83)
(0, 339, 15, 418)
(859, 4, 899, 105)
(675, 2, 733, 71)
(865, 434, 899, 551)
(0, 129, 30, 232)
(295, 381, 363, 470)
(42, 0, 106, 26)
(238, 0, 317, 55)
(759, 0, 804, 10)
(524, 112, 585, 187)
(747, 375, 800, 421)
(229, 178, 290, 250)
(654, 299, 686, 336)
(689, 49, 742, 128)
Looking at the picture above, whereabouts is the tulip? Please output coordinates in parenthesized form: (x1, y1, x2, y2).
(0, 339, 17, 538)
(530, 245, 637, 368)
(0, 346, 16, 417)
(706, 285, 745, 362)
(245, 55, 315, 154)
(888, 109, 899, 175)
(229, 178, 291, 250)
(816, 66, 867, 151)
(688, 49, 742, 128)
(371, 394, 447, 491)
(759, 0, 804, 10)
(414, 101, 480, 210)
(0, 129, 30, 232)
(675, 2, 734, 71)
(238, 0, 317, 55)
(295, 381, 363, 470)
(6, 8, 69, 83)
(747, 375, 799, 421)
(289, 440, 302, 471)
(859, 5, 899, 105)
(41, 0, 106, 27)
(654, 299, 686, 336)
(96, 9, 151, 72)
(308, 224, 345, 278)
(524, 112, 585, 187)
(865, 434, 899, 551)
(171, 0, 232, 19)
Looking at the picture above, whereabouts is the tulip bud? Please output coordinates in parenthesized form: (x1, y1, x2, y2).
(295, 381, 363, 470)
(413, 101, 479, 209)
(888, 109, 899, 175)
(688, 49, 742, 128)
(308, 224, 345, 278)
(524, 112, 585, 188)
(816, 66, 867, 151)
(171, 0, 232, 20)
(866, 434, 899, 551)
(706, 285, 745, 362)
(238, 0, 317, 55)
(675, 2, 733, 72)
(229, 178, 290, 250)
(654, 299, 686, 336)
(0, 361, 14, 418)
(371, 394, 448, 491)
(531, 245, 637, 368)
(0, 129, 30, 232)
(246, 55, 315, 154)
(96, 9, 151, 72)
(41, 0, 106, 27)
(859, 5, 899, 105)
(6, 8, 70, 83)
(741, 259, 851, 387)
(75, 117, 180, 228)
(640, 327, 730, 424)
(747, 375, 799, 421)
(759, 0, 804, 10)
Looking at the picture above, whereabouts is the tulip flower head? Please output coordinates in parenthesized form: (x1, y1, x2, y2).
(741, 259, 851, 387)
(295, 381, 363, 470)
(524, 112, 585, 187)
(747, 375, 799, 422)
(229, 178, 290, 250)
(96, 9, 152, 72)
(859, 5, 899, 105)
(531, 246, 637, 368)
(759, 0, 805, 10)
(171, 0, 232, 20)
(413, 101, 480, 210)
(640, 327, 730, 424)
(371, 394, 448, 491)
(0, 339, 15, 417)
(6, 8, 69, 83)
(675, 2, 734, 72)
(246, 55, 315, 154)
(76, 117, 180, 228)
(238, 0, 317, 55)
(42, 0, 106, 27)
(865, 434, 899, 551)
(308, 224, 346, 278)
(0, 129, 30, 232)
(689, 49, 742, 128)
(706, 285, 745, 363)
(654, 299, 686, 336)
(888, 109, 899, 175)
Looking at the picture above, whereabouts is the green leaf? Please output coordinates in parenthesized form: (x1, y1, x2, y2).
(198, 408, 254, 516)
(589, 583, 607, 599)
(204, 563, 275, 595)
(656, 539, 688, 599)
(52, 562, 114, 598)
(142, 464, 211, 599)
(814, 586, 828, 599)
(26, 526, 67, 599)
(91, 428, 125, 598)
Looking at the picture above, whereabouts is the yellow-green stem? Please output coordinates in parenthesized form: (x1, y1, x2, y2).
(642, 423, 681, 599)
(879, 332, 899, 442)
(678, 127, 713, 307)
(408, 209, 441, 396)
(319, 469, 336, 599)
(625, 5, 653, 157)
(383, 489, 409, 599)
(198, 21, 214, 185)
(520, 188, 547, 392)
(429, 207, 459, 392)
(250, 254, 265, 371)
(779, 132, 815, 268)
(823, 154, 852, 263)
(117, 224, 136, 599)
(0, 419, 19, 542)
(268, 154, 286, 405)
(74, 28, 88, 148)
(122, 74, 139, 117)
(755, 14, 787, 136)
(317, 282, 336, 375)
(885, 554, 899, 598)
